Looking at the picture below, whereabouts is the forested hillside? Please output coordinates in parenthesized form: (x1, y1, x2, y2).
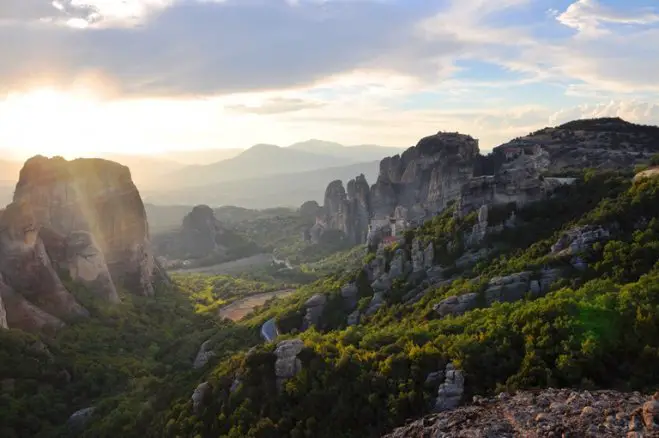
(4, 167, 659, 437)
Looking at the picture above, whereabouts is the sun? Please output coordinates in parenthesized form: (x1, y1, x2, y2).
(0, 88, 101, 159)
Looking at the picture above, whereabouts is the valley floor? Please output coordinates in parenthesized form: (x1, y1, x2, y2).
(217, 289, 296, 321)
(168, 253, 273, 275)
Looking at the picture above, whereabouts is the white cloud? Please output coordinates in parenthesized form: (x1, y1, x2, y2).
(549, 100, 659, 126)
(557, 0, 659, 35)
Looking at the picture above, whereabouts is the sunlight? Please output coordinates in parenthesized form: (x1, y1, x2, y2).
(0, 88, 101, 158)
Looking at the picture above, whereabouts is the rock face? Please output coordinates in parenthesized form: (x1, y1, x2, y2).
(384, 388, 657, 438)
(324, 133, 479, 244)
(0, 156, 165, 331)
(434, 362, 465, 412)
(322, 118, 656, 245)
(322, 175, 371, 245)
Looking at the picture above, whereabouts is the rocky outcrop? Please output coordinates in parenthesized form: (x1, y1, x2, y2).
(193, 340, 216, 369)
(551, 225, 610, 255)
(384, 388, 658, 438)
(434, 293, 479, 318)
(67, 407, 95, 431)
(322, 175, 371, 245)
(191, 382, 211, 415)
(324, 133, 479, 244)
(0, 156, 165, 331)
(365, 292, 386, 316)
(152, 205, 260, 267)
(322, 118, 655, 245)
(302, 294, 327, 329)
(494, 117, 659, 173)
(411, 239, 434, 272)
(274, 339, 304, 390)
(434, 362, 465, 412)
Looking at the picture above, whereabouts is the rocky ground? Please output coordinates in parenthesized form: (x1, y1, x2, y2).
(384, 388, 659, 437)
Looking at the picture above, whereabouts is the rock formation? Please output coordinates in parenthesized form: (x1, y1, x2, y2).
(302, 294, 327, 330)
(0, 156, 166, 331)
(274, 339, 304, 390)
(321, 118, 656, 245)
(152, 205, 260, 267)
(191, 382, 211, 415)
(434, 293, 479, 318)
(384, 388, 659, 438)
(193, 339, 216, 369)
(434, 362, 465, 412)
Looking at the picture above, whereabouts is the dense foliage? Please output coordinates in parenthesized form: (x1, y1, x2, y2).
(5, 170, 659, 438)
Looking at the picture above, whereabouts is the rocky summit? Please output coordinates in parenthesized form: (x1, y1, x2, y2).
(316, 118, 659, 246)
(383, 388, 659, 438)
(0, 156, 166, 331)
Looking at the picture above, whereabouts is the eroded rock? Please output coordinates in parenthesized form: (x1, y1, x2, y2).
(274, 339, 304, 380)
(434, 363, 465, 412)
(191, 382, 211, 415)
(193, 340, 216, 369)
(434, 293, 479, 318)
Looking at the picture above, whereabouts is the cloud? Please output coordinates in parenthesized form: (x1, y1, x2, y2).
(0, 0, 462, 97)
(549, 100, 659, 126)
(226, 97, 325, 115)
(557, 0, 659, 35)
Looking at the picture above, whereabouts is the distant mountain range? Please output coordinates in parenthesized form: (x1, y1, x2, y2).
(156, 142, 404, 189)
(141, 160, 382, 209)
(0, 140, 404, 209)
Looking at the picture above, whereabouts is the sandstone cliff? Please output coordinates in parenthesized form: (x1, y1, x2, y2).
(321, 133, 479, 245)
(0, 156, 165, 331)
(321, 118, 658, 245)
(152, 204, 261, 267)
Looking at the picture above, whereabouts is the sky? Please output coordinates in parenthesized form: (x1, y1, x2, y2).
(0, 0, 657, 159)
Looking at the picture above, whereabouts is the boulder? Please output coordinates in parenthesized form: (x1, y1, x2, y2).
(434, 293, 479, 318)
(274, 339, 304, 380)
